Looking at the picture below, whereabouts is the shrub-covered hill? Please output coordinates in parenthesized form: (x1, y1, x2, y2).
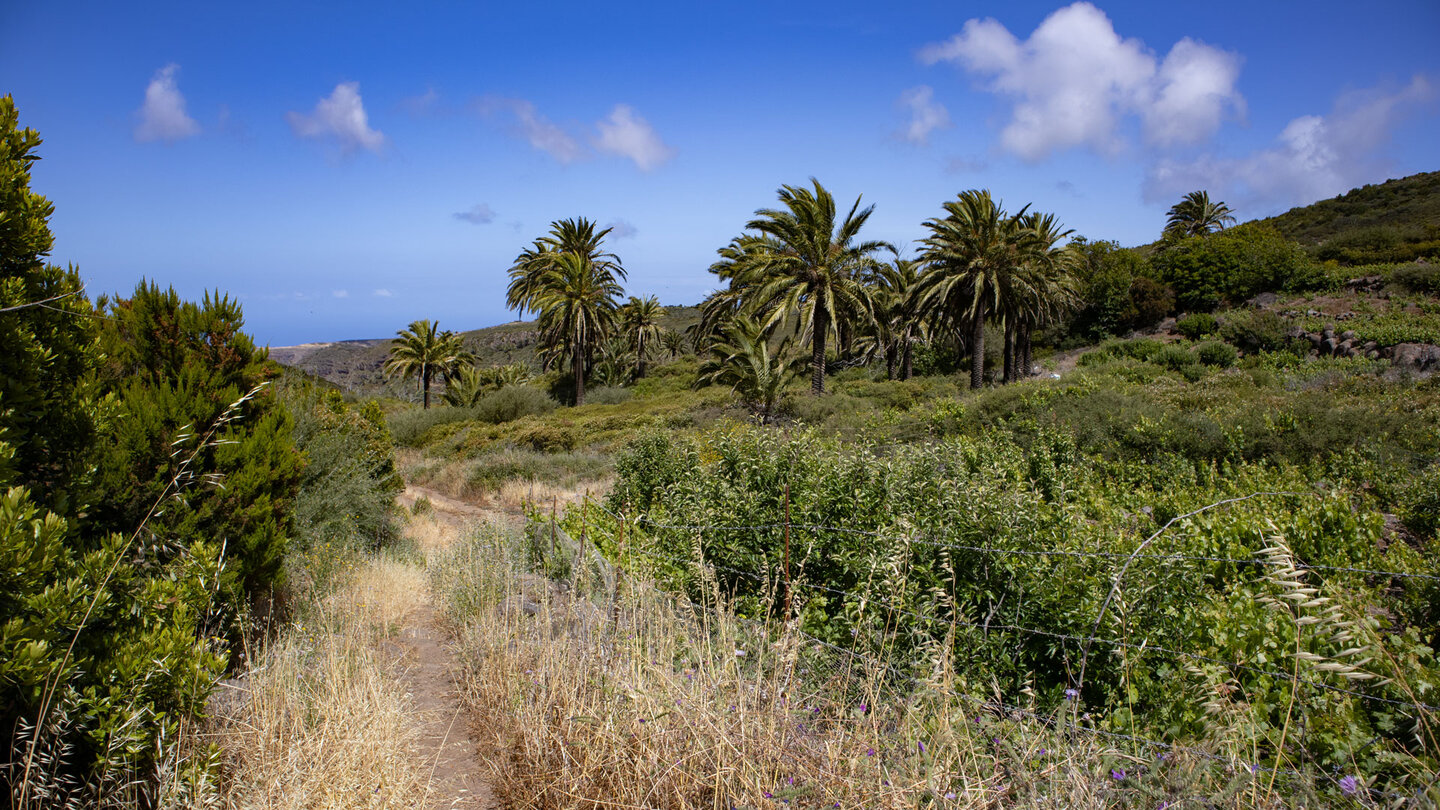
(1253, 170, 1440, 263)
(271, 305, 702, 391)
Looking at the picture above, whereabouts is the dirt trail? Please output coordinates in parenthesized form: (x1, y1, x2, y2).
(392, 485, 515, 810)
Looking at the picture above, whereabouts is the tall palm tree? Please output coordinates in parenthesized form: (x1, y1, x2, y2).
(384, 320, 469, 409)
(868, 252, 924, 380)
(1164, 190, 1236, 238)
(619, 294, 664, 379)
(915, 190, 1033, 390)
(509, 218, 627, 406)
(1011, 212, 1081, 379)
(530, 250, 625, 405)
(736, 179, 893, 395)
(695, 316, 804, 424)
(660, 329, 686, 359)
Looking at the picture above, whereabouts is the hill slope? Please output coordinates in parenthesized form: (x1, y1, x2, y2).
(1251, 170, 1440, 262)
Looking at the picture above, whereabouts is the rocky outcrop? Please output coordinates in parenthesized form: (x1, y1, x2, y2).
(1285, 325, 1439, 371)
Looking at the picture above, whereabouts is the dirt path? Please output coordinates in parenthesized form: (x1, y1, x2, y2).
(392, 485, 516, 810)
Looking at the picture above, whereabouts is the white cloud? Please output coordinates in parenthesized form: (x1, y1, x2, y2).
(606, 219, 638, 239)
(333, 289, 349, 298)
(453, 203, 497, 225)
(480, 97, 585, 163)
(594, 104, 675, 171)
(287, 82, 386, 154)
(896, 86, 950, 145)
(373, 288, 393, 297)
(1145, 75, 1435, 210)
(135, 64, 200, 143)
(920, 2, 1242, 161)
(402, 87, 440, 116)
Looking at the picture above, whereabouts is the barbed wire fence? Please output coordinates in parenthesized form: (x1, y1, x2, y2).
(515, 489, 1439, 807)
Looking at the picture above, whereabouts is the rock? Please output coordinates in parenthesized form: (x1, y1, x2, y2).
(1341, 330, 1357, 342)
(1247, 292, 1279, 308)
(1368, 350, 1380, 360)
(1362, 340, 1379, 353)
(1338, 340, 1355, 356)
(1321, 337, 1340, 356)
(1345, 275, 1385, 293)
(1308, 334, 1323, 350)
(1307, 309, 1321, 317)
(1389, 343, 1440, 372)
(1286, 326, 1308, 339)
(1322, 328, 1335, 339)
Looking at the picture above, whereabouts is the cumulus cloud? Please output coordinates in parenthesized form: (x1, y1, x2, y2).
(373, 288, 393, 298)
(479, 96, 585, 163)
(594, 104, 676, 170)
(453, 203, 497, 225)
(1145, 75, 1435, 210)
(135, 64, 200, 143)
(606, 219, 638, 239)
(920, 2, 1242, 161)
(287, 82, 386, 154)
(896, 86, 951, 145)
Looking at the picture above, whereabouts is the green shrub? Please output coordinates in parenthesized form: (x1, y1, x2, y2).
(514, 422, 580, 452)
(474, 385, 557, 424)
(1398, 463, 1440, 540)
(388, 405, 480, 447)
(1155, 344, 1198, 371)
(1219, 309, 1303, 354)
(1196, 341, 1238, 367)
(1154, 224, 1321, 311)
(1175, 312, 1219, 340)
(586, 385, 634, 405)
(1391, 262, 1440, 295)
(464, 448, 610, 491)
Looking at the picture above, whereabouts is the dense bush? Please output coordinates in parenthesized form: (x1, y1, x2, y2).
(586, 385, 634, 405)
(1153, 224, 1324, 311)
(1175, 312, 1219, 340)
(389, 404, 481, 447)
(598, 426, 1438, 785)
(1219, 309, 1305, 354)
(473, 384, 557, 424)
(1391, 261, 1440, 295)
(1196, 340, 1238, 367)
(1155, 343, 1198, 371)
(1315, 225, 1440, 265)
(1063, 239, 1172, 340)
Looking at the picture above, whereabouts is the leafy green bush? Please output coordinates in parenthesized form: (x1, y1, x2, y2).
(464, 448, 610, 492)
(388, 404, 480, 447)
(586, 385, 634, 405)
(1398, 463, 1440, 540)
(1196, 341, 1238, 367)
(1155, 343, 1198, 371)
(1153, 224, 1322, 311)
(1064, 239, 1172, 339)
(513, 422, 580, 452)
(1219, 309, 1303, 354)
(1175, 312, 1219, 340)
(474, 385, 557, 424)
(1391, 262, 1440, 295)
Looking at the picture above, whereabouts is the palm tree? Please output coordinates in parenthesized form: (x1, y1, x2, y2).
(384, 320, 469, 409)
(1164, 190, 1235, 238)
(868, 252, 924, 380)
(509, 218, 627, 406)
(1010, 212, 1081, 379)
(660, 329, 687, 359)
(696, 317, 804, 424)
(915, 190, 1033, 390)
(619, 294, 664, 379)
(530, 250, 625, 406)
(442, 363, 534, 407)
(734, 179, 893, 395)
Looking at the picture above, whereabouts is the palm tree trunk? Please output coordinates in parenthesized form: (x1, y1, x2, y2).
(885, 344, 896, 381)
(1003, 319, 1015, 384)
(636, 332, 647, 379)
(901, 331, 914, 381)
(970, 307, 985, 390)
(1021, 321, 1033, 377)
(573, 347, 585, 405)
(811, 310, 827, 396)
(422, 364, 431, 410)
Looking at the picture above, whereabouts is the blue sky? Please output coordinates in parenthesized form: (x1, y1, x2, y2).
(3, 1, 1437, 346)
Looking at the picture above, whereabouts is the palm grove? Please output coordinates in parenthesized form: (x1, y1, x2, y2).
(390, 178, 1246, 414)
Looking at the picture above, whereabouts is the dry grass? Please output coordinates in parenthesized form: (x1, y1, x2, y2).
(430, 524, 1317, 810)
(204, 554, 434, 810)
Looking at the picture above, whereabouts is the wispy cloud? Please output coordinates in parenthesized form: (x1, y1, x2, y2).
(135, 63, 200, 143)
(1145, 75, 1435, 210)
(333, 289, 349, 298)
(896, 86, 950, 145)
(373, 288, 393, 298)
(594, 104, 676, 170)
(287, 82, 386, 154)
(606, 219, 638, 239)
(479, 96, 585, 163)
(402, 87, 440, 116)
(921, 2, 1242, 161)
(453, 203, 497, 225)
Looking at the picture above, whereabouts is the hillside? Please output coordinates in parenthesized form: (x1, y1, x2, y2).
(1252, 169, 1440, 262)
(270, 306, 703, 391)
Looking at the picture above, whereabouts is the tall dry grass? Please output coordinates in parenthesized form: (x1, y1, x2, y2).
(431, 524, 1326, 809)
(204, 554, 435, 810)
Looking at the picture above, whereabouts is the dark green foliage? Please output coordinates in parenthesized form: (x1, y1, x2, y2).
(464, 448, 610, 491)
(601, 426, 1437, 783)
(1258, 170, 1440, 250)
(1196, 341, 1238, 367)
(0, 96, 96, 515)
(473, 385, 557, 424)
(1175, 312, 1219, 340)
(287, 383, 402, 553)
(1398, 463, 1440, 541)
(1153, 225, 1323, 311)
(1155, 343, 1198, 370)
(1219, 309, 1306, 355)
(1064, 239, 1171, 339)
(1391, 261, 1440, 295)
(389, 405, 484, 447)
(585, 385, 633, 405)
(87, 282, 301, 609)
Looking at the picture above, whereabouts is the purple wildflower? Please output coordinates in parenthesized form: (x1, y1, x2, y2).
(865, 747, 876, 757)
(787, 777, 794, 786)
(764, 792, 774, 799)
(1064, 688, 1079, 700)
(859, 703, 868, 713)
(1111, 769, 1126, 781)
(944, 792, 957, 800)
(918, 741, 926, 753)
(1339, 775, 1358, 796)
